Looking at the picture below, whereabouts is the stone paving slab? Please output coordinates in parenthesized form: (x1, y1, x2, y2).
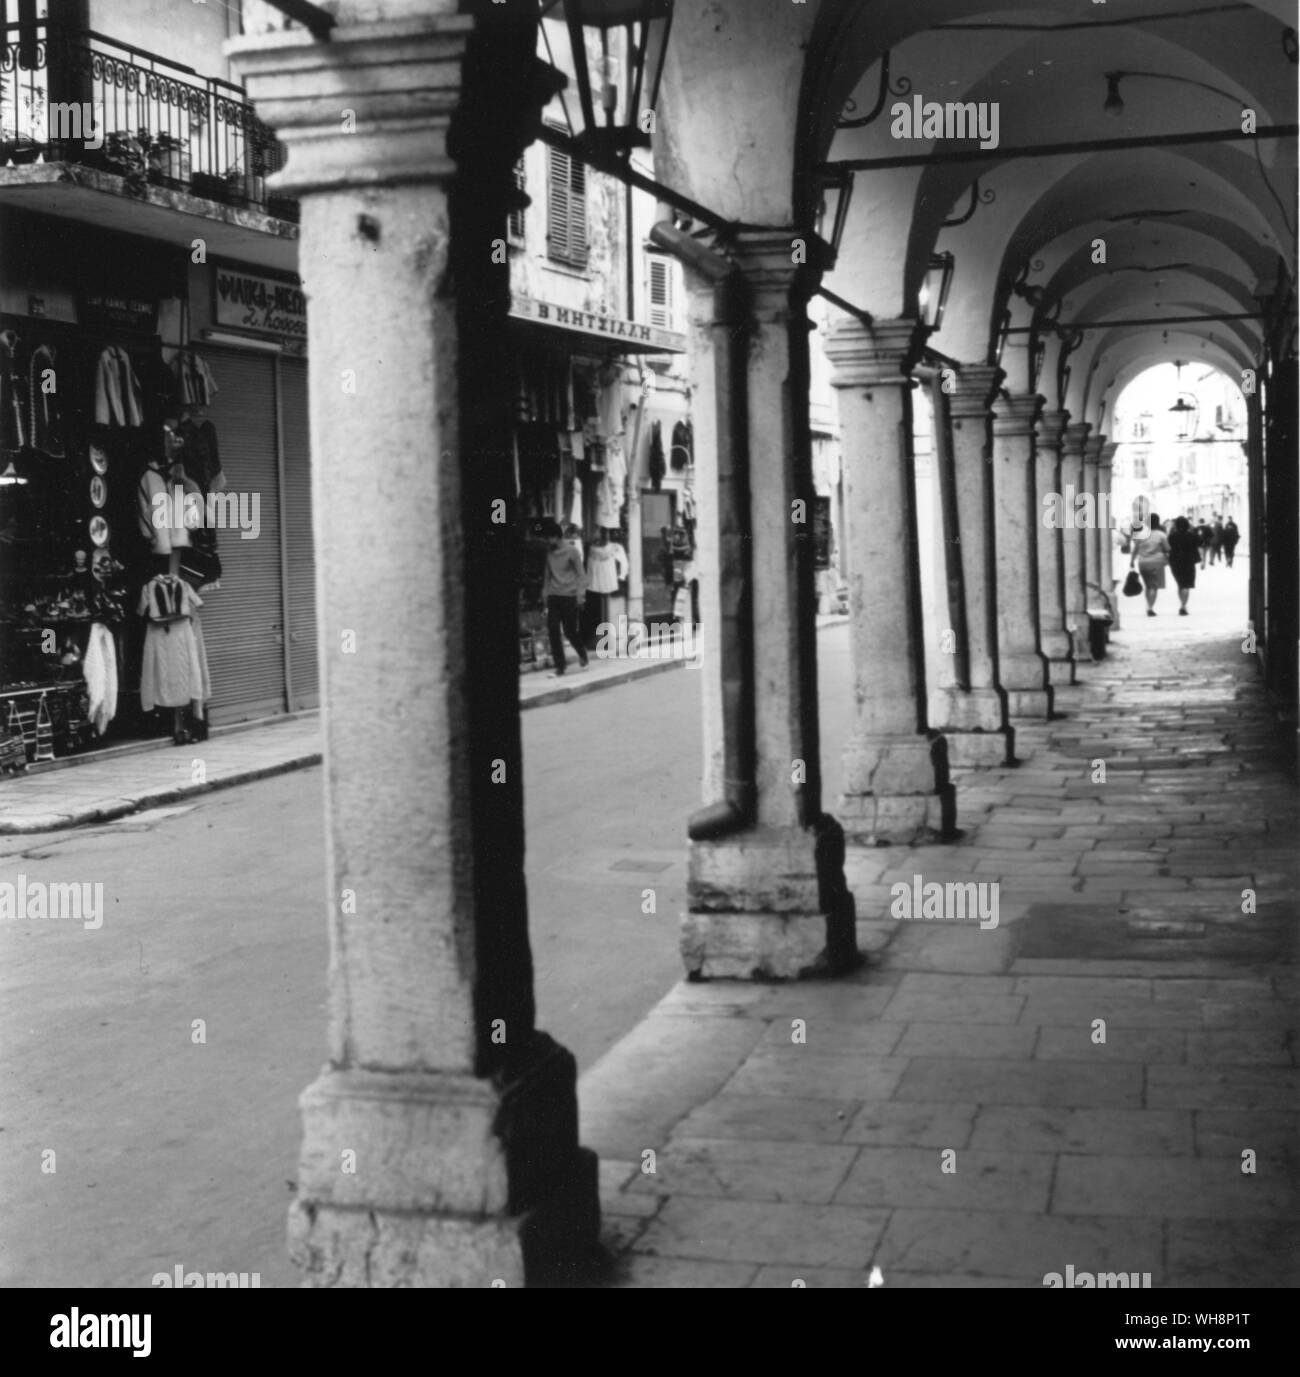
(582, 610, 1297, 1287)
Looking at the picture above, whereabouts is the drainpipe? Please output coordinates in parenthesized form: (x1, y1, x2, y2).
(650, 222, 754, 839)
(914, 358, 971, 689)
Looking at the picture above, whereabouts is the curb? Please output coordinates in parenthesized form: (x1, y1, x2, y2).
(0, 752, 323, 835)
(520, 653, 690, 710)
(2, 617, 850, 834)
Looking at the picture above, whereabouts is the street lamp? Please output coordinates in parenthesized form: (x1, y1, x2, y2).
(919, 252, 954, 332)
(557, 0, 674, 157)
(816, 167, 855, 267)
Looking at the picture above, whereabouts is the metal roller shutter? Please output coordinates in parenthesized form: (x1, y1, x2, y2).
(279, 357, 318, 709)
(195, 348, 286, 723)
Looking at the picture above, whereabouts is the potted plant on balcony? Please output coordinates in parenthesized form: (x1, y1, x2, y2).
(147, 132, 190, 186)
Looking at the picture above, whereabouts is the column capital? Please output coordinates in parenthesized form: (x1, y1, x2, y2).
(992, 391, 1044, 437)
(1061, 421, 1092, 457)
(229, 15, 528, 194)
(1036, 409, 1070, 448)
(947, 363, 1004, 419)
(1099, 440, 1120, 467)
(1082, 434, 1105, 465)
(824, 316, 918, 388)
(728, 228, 824, 317)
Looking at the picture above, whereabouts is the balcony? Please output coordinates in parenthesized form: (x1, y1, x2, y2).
(0, 22, 296, 221)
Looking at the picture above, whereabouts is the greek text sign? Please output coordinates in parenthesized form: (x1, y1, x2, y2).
(213, 265, 307, 340)
(509, 295, 685, 353)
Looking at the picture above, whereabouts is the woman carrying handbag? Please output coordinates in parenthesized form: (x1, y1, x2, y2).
(1129, 513, 1171, 617)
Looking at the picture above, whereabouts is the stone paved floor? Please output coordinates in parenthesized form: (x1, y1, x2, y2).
(581, 580, 1299, 1288)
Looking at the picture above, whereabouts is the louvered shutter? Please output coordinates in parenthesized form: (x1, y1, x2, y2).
(648, 255, 670, 328)
(548, 144, 571, 263)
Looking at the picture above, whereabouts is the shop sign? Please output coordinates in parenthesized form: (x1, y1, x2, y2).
(510, 294, 685, 353)
(80, 291, 156, 332)
(212, 264, 307, 340)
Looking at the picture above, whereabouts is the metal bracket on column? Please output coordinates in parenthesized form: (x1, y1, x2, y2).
(942, 179, 995, 228)
(837, 52, 911, 129)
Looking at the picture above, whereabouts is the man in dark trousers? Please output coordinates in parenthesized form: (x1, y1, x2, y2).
(1196, 517, 1214, 567)
(1222, 517, 1240, 567)
(1209, 515, 1225, 565)
(542, 518, 588, 677)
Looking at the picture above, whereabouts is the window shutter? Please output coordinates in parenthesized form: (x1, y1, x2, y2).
(546, 139, 588, 267)
(567, 156, 588, 266)
(508, 156, 526, 241)
(548, 144, 570, 262)
(648, 255, 671, 328)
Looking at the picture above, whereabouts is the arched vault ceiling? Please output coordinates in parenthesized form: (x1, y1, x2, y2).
(1069, 327, 1250, 420)
(800, 0, 1293, 339)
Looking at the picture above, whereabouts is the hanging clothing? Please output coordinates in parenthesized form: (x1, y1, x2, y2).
(648, 420, 665, 492)
(670, 419, 693, 470)
(1, 330, 25, 451)
(138, 576, 211, 712)
(176, 418, 226, 495)
(138, 464, 192, 555)
(82, 623, 119, 736)
(587, 541, 629, 594)
(597, 369, 624, 438)
(27, 344, 64, 457)
(171, 350, 219, 407)
(94, 345, 144, 427)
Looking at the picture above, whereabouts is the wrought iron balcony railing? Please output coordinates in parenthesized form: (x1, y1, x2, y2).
(0, 22, 296, 220)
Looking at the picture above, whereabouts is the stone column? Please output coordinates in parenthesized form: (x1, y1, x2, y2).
(929, 364, 1015, 766)
(230, 11, 597, 1287)
(1034, 409, 1074, 684)
(1082, 433, 1104, 606)
(1098, 440, 1119, 627)
(1060, 422, 1091, 661)
(991, 391, 1052, 718)
(823, 317, 954, 843)
(684, 231, 856, 980)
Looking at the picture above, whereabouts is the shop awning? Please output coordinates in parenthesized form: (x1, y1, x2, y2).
(508, 294, 686, 355)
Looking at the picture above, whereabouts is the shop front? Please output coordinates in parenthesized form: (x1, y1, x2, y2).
(507, 294, 687, 670)
(0, 208, 316, 771)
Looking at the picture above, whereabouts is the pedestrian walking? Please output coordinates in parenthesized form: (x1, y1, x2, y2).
(1196, 518, 1214, 568)
(1222, 517, 1240, 567)
(1130, 513, 1171, 616)
(1167, 515, 1200, 616)
(1209, 516, 1225, 565)
(543, 519, 589, 677)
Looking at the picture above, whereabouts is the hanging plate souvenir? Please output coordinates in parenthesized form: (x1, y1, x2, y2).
(89, 444, 109, 475)
(90, 475, 107, 508)
(88, 515, 110, 547)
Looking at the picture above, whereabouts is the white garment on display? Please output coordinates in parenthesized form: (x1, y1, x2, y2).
(587, 541, 629, 593)
(82, 622, 118, 735)
(605, 436, 627, 508)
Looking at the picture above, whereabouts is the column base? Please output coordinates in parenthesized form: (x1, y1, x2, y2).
(838, 784, 957, 846)
(288, 1040, 600, 1287)
(1046, 655, 1076, 687)
(685, 817, 858, 980)
(945, 728, 1016, 768)
(928, 686, 1006, 734)
(1007, 687, 1054, 719)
